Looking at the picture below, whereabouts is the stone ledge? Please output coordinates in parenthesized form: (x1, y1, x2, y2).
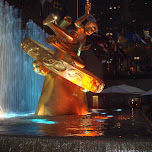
(0, 135, 152, 152)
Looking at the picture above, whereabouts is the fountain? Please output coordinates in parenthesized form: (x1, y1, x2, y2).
(0, 0, 53, 114)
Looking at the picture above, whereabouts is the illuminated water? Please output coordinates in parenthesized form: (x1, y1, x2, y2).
(0, 109, 151, 138)
(0, 0, 54, 114)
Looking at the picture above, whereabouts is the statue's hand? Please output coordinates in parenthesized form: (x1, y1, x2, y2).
(85, 1, 91, 15)
(43, 14, 58, 26)
(64, 16, 72, 24)
(33, 60, 50, 76)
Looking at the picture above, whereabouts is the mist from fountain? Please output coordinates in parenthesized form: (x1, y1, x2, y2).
(0, 0, 54, 114)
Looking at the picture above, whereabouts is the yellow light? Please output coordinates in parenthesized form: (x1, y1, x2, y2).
(54, 16, 58, 20)
(134, 56, 140, 60)
(145, 30, 150, 35)
(93, 96, 98, 107)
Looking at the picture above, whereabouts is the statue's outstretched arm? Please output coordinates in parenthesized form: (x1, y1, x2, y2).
(75, 0, 91, 28)
(43, 15, 74, 43)
(49, 23, 75, 43)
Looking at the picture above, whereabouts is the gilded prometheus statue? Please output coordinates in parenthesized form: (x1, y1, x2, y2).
(21, 0, 104, 116)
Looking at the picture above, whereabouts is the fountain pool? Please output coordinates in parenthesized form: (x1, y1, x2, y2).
(0, 109, 151, 137)
(0, 109, 151, 151)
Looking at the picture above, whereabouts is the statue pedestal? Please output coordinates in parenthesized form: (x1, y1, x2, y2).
(35, 73, 88, 116)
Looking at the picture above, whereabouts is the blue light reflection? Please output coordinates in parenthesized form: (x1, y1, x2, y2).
(29, 119, 56, 124)
(92, 111, 100, 113)
(115, 109, 122, 112)
(101, 112, 107, 115)
(1, 113, 34, 118)
(107, 115, 113, 118)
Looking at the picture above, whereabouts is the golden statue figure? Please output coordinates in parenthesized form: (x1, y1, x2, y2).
(21, 0, 104, 116)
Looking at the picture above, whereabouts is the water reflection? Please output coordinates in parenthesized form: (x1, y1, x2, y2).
(37, 114, 108, 136)
(0, 109, 151, 137)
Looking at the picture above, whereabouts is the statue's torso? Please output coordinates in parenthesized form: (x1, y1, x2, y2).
(60, 28, 86, 56)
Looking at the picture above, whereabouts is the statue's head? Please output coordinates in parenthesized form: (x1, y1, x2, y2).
(85, 21, 98, 35)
